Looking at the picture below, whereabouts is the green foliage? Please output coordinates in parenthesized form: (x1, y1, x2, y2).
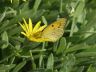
(0, 0, 96, 72)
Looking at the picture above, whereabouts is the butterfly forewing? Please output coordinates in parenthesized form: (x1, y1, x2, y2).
(41, 18, 67, 42)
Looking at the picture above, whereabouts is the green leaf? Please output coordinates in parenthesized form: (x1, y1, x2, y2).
(0, 11, 6, 22)
(74, 0, 85, 18)
(0, 64, 15, 71)
(33, 0, 42, 11)
(87, 65, 96, 72)
(56, 37, 66, 54)
(42, 16, 48, 25)
(65, 43, 87, 53)
(39, 54, 43, 68)
(59, 54, 75, 72)
(1, 31, 9, 49)
(12, 60, 26, 72)
(76, 52, 96, 58)
(47, 53, 54, 70)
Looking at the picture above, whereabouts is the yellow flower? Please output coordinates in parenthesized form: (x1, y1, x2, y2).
(19, 18, 48, 42)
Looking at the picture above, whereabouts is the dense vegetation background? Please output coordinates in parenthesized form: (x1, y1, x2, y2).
(0, 0, 96, 72)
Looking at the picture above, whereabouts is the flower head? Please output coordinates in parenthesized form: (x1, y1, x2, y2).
(19, 18, 48, 42)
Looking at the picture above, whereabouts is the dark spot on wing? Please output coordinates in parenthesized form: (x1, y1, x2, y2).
(58, 26, 60, 28)
(52, 24, 54, 27)
(58, 23, 62, 28)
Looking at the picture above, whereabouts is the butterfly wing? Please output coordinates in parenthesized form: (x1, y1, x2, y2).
(41, 18, 67, 42)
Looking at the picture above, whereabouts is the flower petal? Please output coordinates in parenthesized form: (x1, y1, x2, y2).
(33, 21, 41, 32)
(19, 22, 27, 32)
(36, 24, 47, 32)
(21, 32, 28, 37)
(28, 18, 33, 34)
(23, 18, 29, 31)
(20, 18, 48, 42)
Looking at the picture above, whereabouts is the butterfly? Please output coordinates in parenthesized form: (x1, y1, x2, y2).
(41, 18, 67, 42)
